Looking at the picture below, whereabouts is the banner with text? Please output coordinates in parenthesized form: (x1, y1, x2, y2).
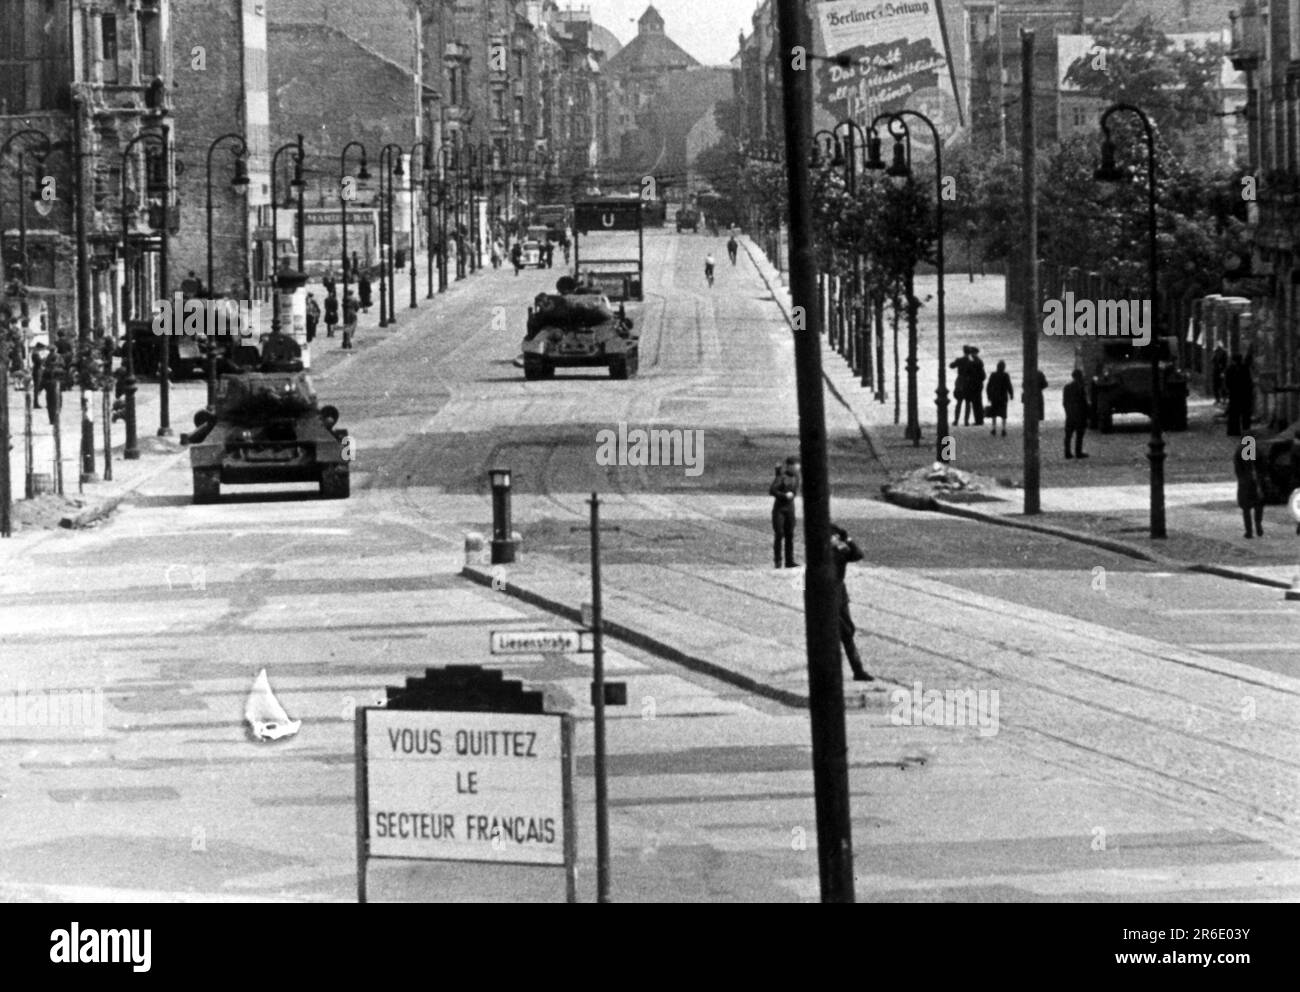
(812, 0, 965, 157)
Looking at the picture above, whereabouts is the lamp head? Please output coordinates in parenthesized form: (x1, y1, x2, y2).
(1094, 138, 1126, 182)
(231, 157, 250, 193)
(886, 139, 910, 178)
(865, 134, 885, 171)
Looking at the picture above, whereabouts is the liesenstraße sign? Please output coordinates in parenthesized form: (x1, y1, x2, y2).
(364, 709, 565, 866)
(490, 629, 593, 654)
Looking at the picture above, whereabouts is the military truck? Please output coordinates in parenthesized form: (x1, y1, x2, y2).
(1078, 335, 1189, 432)
(182, 337, 350, 502)
(675, 207, 699, 233)
(521, 284, 638, 380)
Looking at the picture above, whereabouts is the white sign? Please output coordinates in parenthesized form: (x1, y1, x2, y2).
(489, 629, 591, 655)
(364, 709, 565, 866)
(1289, 488, 1300, 523)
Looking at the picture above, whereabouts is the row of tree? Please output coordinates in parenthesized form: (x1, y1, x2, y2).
(693, 17, 1254, 315)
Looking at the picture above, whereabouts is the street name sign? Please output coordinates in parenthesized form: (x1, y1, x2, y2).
(489, 629, 593, 655)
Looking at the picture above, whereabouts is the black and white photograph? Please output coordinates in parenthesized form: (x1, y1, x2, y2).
(0, 0, 1291, 953)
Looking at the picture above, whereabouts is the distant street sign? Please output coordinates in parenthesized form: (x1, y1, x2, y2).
(574, 200, 639, 233)
(490, 630, 593, 655)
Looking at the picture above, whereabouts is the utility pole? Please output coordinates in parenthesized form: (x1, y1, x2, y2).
(775, 0, 855, 903)
(587, 493, 611, 903)
(1021, 28, 1041, 515)
(74, 93, 98, 482)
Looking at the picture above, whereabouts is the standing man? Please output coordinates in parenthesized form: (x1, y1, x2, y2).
(769, 455, 800, 568)
(341, 290, 358, 350)
(322, 268, 336, 300)
(358, 271, 373, 313)
(831, 523, 873, 683)
(727, 234, 738, 266)
(305, 293, 320, 344)
(949, 346, 973, 425)
(511, 241, 523, 276)
(324, 290, 338, 338)
(1225, 353, 1253, 436)
(1063, 368, 1090, 459)
(969, 346, 987, 425)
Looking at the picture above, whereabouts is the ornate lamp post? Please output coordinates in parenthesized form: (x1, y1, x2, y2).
(378, 143, 404, 327)
(438, 143, 453, 293)
(410, 140, 433, 307)
(1096, 103, 1165, 539)
(204, 132, 248, 406)
(118, 128, 170, 455)
(339, 140, 370, 318)
(270, 136, 305, 337)
(867, 110, 949, 462)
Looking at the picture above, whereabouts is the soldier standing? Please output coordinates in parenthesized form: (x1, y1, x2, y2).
(831, 523, 873, 683)
(1063, 368, 1090, 458)
(769, 455, 800, 568)
(341, 290, 358, 350)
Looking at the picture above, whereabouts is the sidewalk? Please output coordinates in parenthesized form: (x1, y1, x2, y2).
(4, 368, 205, 538)
(740, 237, 1300, 591)
(2, 249, 500, 540)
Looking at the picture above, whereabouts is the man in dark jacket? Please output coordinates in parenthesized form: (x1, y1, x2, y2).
(969, 347, 987, 425)
(1063, 368, 1090, 458)
(769, 456, 800, 568)
(1225, 353, 1253, 435)
(949, 346, 972, 425)
(831, 523, 873, 682)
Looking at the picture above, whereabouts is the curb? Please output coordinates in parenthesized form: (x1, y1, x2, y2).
(740, 237, 884, 465)
(879, 484, 1162, 564)
(742, 237, 1291, 593)
(461, 564, 811, 709)
(880, 484, 1299, 590)
(58, 445, 190, 529)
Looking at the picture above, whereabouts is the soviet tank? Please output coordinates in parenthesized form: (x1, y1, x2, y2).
(521, 280, 639, 380)
(181, 334, 350, 502)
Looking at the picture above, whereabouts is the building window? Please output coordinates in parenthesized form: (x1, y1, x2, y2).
(138, 11, 160, 79)
(102, 14, 119, 85)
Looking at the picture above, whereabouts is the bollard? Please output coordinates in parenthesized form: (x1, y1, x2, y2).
(489, 467, 517, 564)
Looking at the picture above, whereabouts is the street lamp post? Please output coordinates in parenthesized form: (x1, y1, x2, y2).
(339, 141, 370, 322)
(438, 144, 452, 293)
(118, 128, 169, 457)
(410, 140, 432, 308)
(378, 143, 404, 327)
(866, 110, 950, 462)
(455, 143, 467, 281)
(270, 137, 306, 337)
(1096, 103, 1166, 539)
(204, 132, 249, 406)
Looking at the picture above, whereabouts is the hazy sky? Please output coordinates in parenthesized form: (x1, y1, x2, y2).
(573, 0, 758, 67)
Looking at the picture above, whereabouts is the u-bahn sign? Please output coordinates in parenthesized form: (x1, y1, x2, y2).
(574, 199, 640, 234)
